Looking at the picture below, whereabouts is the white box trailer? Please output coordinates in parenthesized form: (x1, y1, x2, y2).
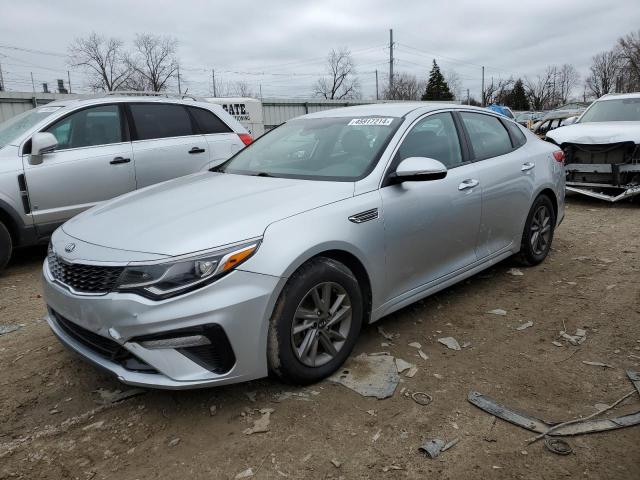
(203, 97, 265, 137)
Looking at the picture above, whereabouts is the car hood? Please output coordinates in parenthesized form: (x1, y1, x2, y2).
(62, 172, 354, 257)
(546, 122, 640, 145)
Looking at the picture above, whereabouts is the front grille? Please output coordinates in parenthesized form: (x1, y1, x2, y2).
(51, 310, 157, 373)
(48, 245, 124, 294)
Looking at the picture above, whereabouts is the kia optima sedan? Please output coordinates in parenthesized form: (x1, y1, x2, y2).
(42, 103, 565, 389)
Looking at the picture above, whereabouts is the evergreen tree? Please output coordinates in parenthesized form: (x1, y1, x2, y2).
(507, 78, 530, 110)
(421, 60, 454, 101)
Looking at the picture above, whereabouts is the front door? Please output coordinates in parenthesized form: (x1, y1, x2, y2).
(23, 104, 135, 234)
(380, 112, 481, 302)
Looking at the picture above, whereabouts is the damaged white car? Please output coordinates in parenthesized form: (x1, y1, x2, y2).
(546, 93, 640, 202)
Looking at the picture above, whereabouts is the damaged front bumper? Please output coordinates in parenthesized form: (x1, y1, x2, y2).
(563, 141, 640, 202)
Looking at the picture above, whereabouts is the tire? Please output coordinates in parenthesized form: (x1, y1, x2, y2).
(0, 222, 12, 271)
(517, 194, 556, 266)
(267, 257, 363, 385)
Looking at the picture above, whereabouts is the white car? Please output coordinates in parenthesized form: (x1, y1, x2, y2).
(0, 94, 252, 269)
(546, 92, 640, 202)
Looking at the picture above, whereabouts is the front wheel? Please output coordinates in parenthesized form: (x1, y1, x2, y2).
(517, 194, 556, 266)
(0, 222, 12, 271)
(267, 257, 363, 385)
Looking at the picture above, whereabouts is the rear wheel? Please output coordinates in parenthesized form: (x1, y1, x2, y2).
(267, 257, 363, 384)
(0, 222, 12, 271)
(517, 195, 556, 266)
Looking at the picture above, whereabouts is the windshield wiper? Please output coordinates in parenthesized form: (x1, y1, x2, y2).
(209, 165, 225, 173)
(253, 172, 274, 177)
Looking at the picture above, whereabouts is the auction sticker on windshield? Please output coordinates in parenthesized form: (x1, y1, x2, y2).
(348, 118, 394, 126)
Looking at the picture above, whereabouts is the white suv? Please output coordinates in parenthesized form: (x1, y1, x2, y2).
(0, 95, 252, 269)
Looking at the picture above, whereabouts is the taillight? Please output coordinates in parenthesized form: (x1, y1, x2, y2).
(238, 133, 253, 146)
(553, 150, 565, 163)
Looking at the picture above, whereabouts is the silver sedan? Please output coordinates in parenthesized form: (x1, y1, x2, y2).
(42, 103, 565, 389)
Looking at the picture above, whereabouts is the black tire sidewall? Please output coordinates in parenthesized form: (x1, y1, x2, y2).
(268, 257, 363, 384)
(0, 222, 11, 271)
(521, 195, 556, 265)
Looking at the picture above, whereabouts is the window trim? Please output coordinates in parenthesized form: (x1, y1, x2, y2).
(186, 106, 233, 135)
(457, 111, 516, 162)
(127, 102, 199, 142)
(381, 110, 471, 188)
(500, 117, 527, 149)
(22, 102, 129, 155)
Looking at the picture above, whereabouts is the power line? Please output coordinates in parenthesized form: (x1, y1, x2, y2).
(0, 44, 67, 58)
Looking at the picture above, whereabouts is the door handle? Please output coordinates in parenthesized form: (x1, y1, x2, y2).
(110, 157, 131, 165)
(189, 147, 206, 154)
(521, 162, 535, 171)
(458, 179, 479, 191)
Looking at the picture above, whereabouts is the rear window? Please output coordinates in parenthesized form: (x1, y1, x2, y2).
(130, 103, 194, 140)
(460, 112, 513, 159)
(188, 107, 232, 134)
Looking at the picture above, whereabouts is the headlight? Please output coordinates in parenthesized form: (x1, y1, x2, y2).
(115, 240, 260, 300)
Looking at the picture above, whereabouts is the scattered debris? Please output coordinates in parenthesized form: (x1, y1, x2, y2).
(582, 361, 613, 369)
(168, 438, 180, 447)
(419, 438, 458, 458)
(372, 430, 382, 442)
(487, 309, 507, 316)
(235, 468, 254, 479)
(516, 321, 534, 331)
(366, 409, 376, 416)
(330, 459, 342, 468)
(627, 370, 640, 396)
(408, 342, 422, 349)
(560, 329, 587, 346)
(468, 389, 640, 439)
(382, 465, 403, 472)
(552, 341, 563, 347)
(377, 326, 397, 341)
(606, 284, 617, 290)
(328, 353, 400, 399)
(544, 438, 573, 455)
(507, 268, 524, 276)
(395, 358, 414, 374)
(245, 391, 257, 402)
(82, 421, 105, 431)
(418, 350, 429, 361)
(243, 408, 274, 435)
(301, 453, 312, 463)
(461, 341, 472, 348)
(433, 373, 443, 379)
(209, 405, 218, 416)
(272, 391, 311, 402)
(405, 366, 418, 378)
(94, 388, 146, 405)
(0, 324, 22, 336)
(438, 337, 461, 351)
(411, 391, 433, 406)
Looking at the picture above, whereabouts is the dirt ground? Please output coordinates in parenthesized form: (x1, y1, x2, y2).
(1, 195, 639, 480)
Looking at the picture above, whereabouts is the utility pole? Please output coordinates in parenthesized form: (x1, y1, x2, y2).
(389, 29, 394, 97)
(30, 72, 37, 106)
(481, 66, 485, 107)
(67, 70, 72, 94)
(0, 61, 4, 91)
(212, 69, 217, 97)
(259, 83, 263, 100)
(177, 65, 181, 94)
(467, 88, 470, 105)
(375, 69, 379, 100)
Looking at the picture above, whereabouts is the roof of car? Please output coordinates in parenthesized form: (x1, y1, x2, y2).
(599, 92, 640, 101)
(301, 102, 488, 119)
(40, 95, 211, 110)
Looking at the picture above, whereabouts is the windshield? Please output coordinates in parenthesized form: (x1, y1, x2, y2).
(579, 98, 640, 123)
(0, 106, 63, 148)
(220, 116, 402, 181)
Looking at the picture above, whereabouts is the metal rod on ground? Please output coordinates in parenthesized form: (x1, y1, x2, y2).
(67, 70, 71, 94)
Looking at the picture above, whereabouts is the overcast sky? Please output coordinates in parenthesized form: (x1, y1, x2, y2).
(1, 0, 639, 100)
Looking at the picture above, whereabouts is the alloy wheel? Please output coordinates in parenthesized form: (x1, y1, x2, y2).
(530, 205, 552, 256)
(291, 282, 352, 367)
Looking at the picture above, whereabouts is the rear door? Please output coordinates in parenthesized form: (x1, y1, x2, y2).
(128, 103, 208, 188)
(457, 112, 534, 258)
(187, 106, 241, 168)
(23, 104, 135, 233)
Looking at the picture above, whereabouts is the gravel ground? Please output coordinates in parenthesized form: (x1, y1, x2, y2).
(1, 195, 639, 480)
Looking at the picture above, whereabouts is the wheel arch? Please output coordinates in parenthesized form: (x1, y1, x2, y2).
(536, 187, 558, 218)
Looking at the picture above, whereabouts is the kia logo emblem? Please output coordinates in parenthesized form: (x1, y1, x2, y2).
(64, 243, 76, 253)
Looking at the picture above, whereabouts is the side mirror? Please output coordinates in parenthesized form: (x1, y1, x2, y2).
(390, 157, 448, 183)
(29, 132, 58, 165)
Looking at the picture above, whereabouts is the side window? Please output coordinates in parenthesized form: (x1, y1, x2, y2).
(188, 107, 232, 134)
(45, 105, 123, 150)
(503, 120, 527, 148)
(130, 103, 194, 140)
(460, 112, 513, 159)
(397, 112, 463, 169)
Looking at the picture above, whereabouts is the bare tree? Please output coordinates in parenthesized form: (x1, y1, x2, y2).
(556, 64, 579, 104)
(585, 50, 622, 98)
(313, 48, 361, 100)
(617, 30, 640, 92)
(127, 34, 179, 92)
(382, 73, 424, 100)
(68, 32, 130, 91)
(483, 77, 514, 105)
(444, 69, 462, 100)
(231, 80, 254, 97)
(524, 68, 555, 110)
